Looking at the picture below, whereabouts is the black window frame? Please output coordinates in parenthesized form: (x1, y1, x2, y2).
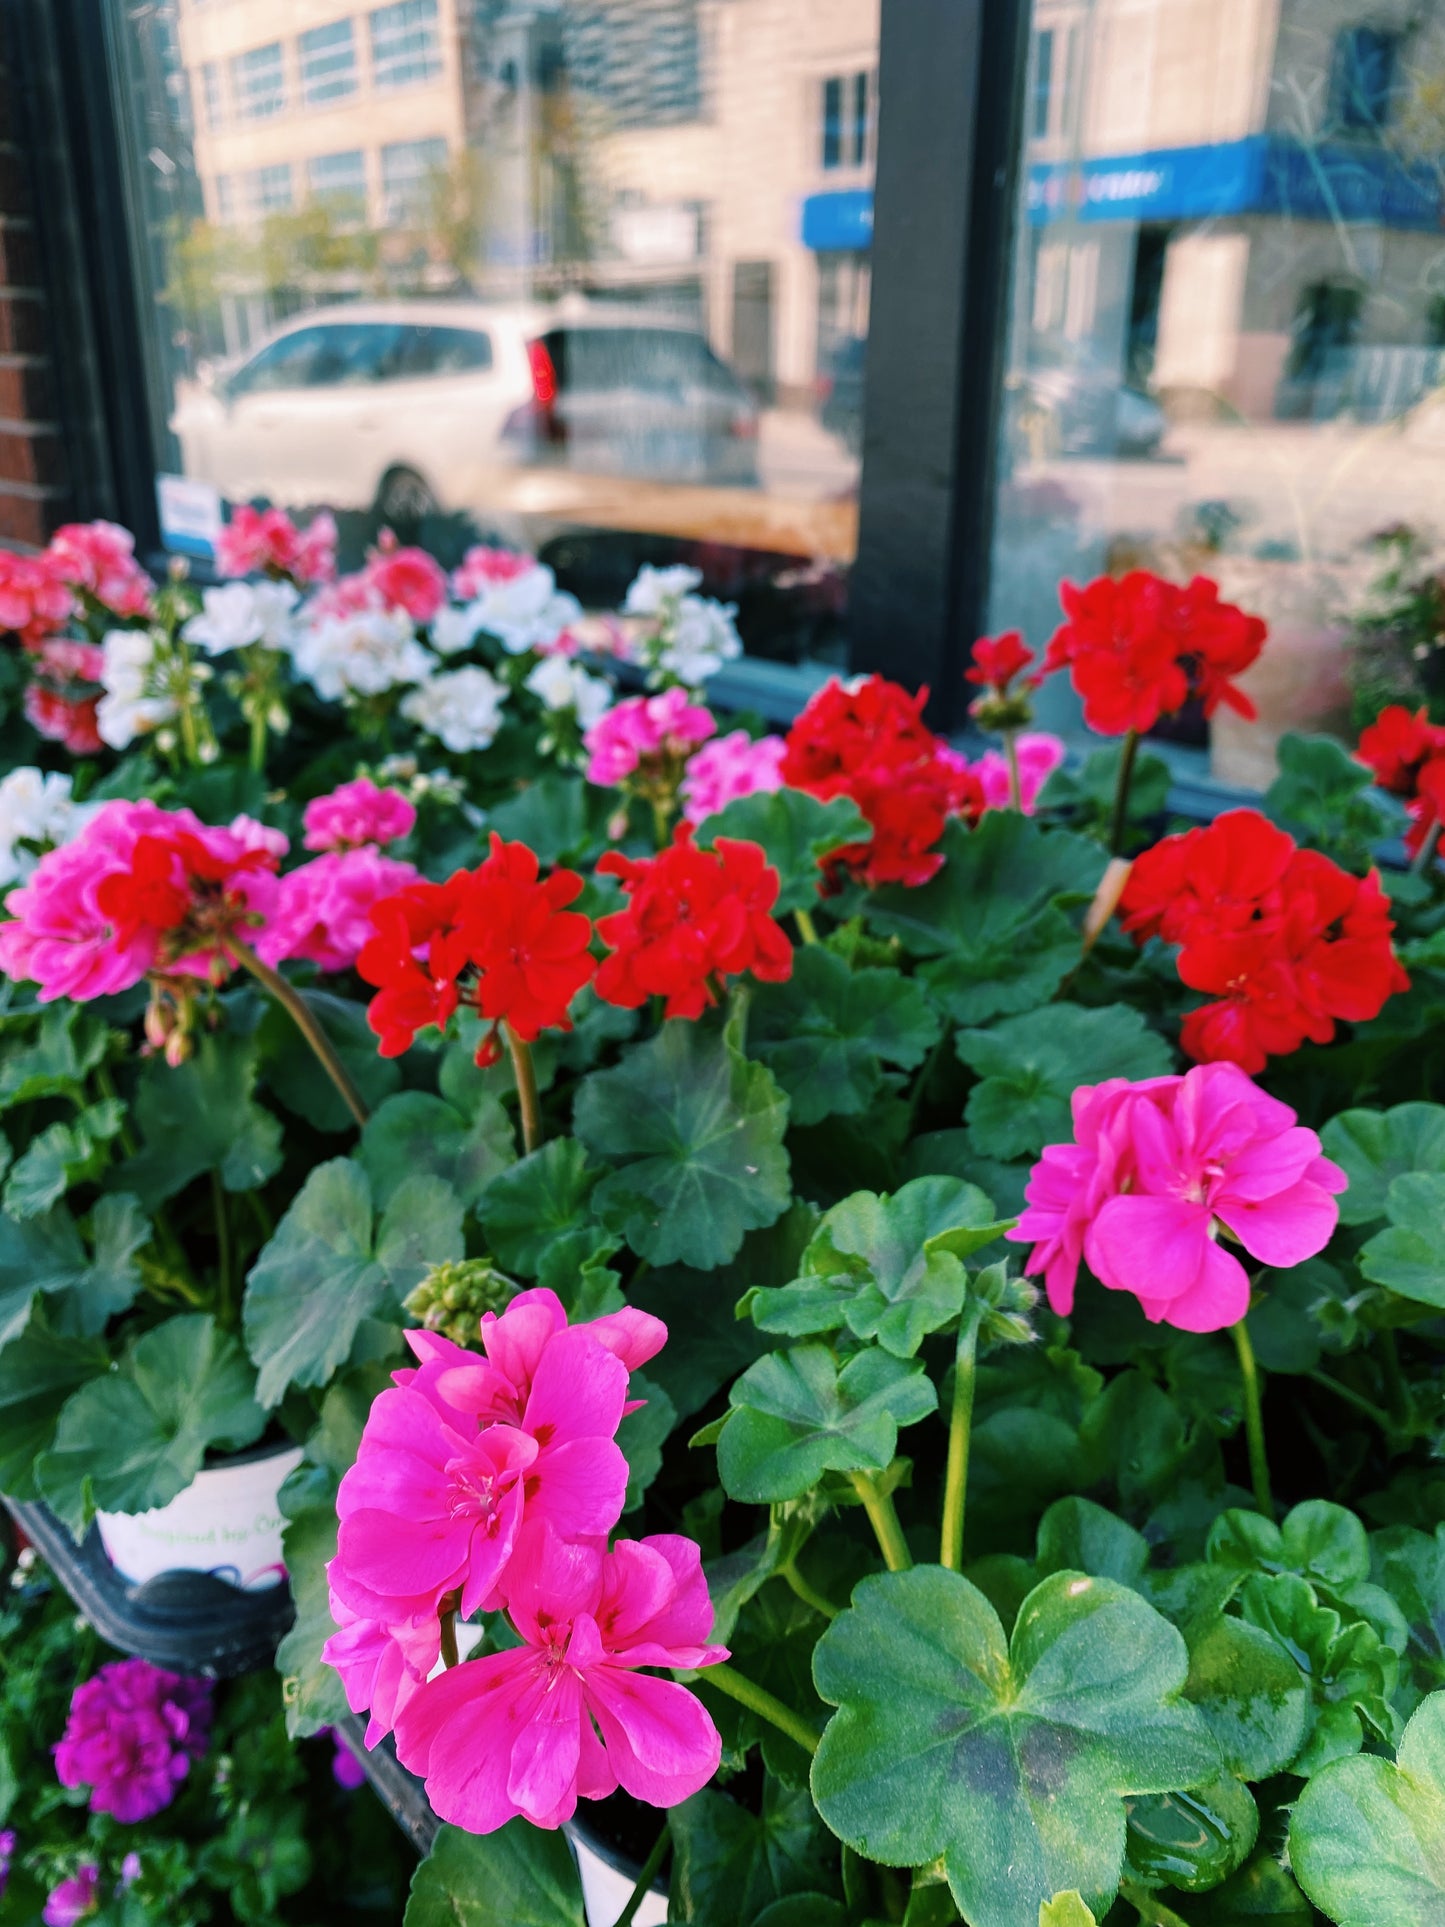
(8, 0, 1030, 737)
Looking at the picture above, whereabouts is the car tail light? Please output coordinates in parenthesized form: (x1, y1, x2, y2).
(527, 339, 559, 408)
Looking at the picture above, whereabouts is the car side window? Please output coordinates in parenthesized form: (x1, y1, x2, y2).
(305, 323, 403, 388)
(426, 327, 493, 375)
(229, 328, 327, 397)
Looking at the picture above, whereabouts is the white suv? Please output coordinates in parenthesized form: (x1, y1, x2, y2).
(171, 299, 762, 524)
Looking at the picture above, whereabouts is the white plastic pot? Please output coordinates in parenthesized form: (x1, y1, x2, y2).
(568, 1824, 668, 1927)
(95, 1443, 303, 1589)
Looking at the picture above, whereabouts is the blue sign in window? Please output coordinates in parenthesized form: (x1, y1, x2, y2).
(801, 188, 875, 251)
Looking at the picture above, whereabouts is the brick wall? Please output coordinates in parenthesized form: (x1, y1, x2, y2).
(0, 47, 69, 547)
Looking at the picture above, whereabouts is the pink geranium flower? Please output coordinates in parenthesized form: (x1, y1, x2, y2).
(257, 848, 418, 972)
(45, 521, 153, 620)
(0, 549, 73, 646)
(216, 506, 337, 585)
(584, 688, 715, 788)
(303, 777, 416, 852)
(323, 1598, 438, 1749)
(54, 1658, 211, 1824)
(452, 545, 537, 600)
(365, 533, 448, 624)
(975, 732, 1066, 813)
(42, 1864, 99, 1927)
(1008, 1061, 1347, 1332)
(680, 730, 786, 823)
(23, 686, 104, 755)
(393, 1524, 726, 1832)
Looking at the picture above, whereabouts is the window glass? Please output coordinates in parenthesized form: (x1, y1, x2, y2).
(300, 20, 359, 109)
(111, 0, 881, 673)
(989, 0, 1445, 786)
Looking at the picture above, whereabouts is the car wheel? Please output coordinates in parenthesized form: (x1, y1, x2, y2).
(375, 466, 439, 528)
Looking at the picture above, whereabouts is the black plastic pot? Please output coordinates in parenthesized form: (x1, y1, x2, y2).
(4, 1497, 294, 1678)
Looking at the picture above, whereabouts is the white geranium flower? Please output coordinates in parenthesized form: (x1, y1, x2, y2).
(524, 655, 613, 729)
(430, 603, 486, 657)
(470, 565, 582, 655)
(97, 628, 175, 749)
(182, 580, 299, 657)
(657, 595, 742, 683)
(290, 608, 434, 701)
(0, 769, 99, 888)
(401, 666, 508, 753)
(623, 563, 703, 616)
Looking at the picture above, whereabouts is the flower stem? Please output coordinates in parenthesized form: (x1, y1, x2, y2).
(1231, 1316, 1273, 1519)
(781, 1561, 839, 1621)
(503, 1023, 543, 1155)
(248, 702, 268, 775)
(940, 1302, 983, 1572)
(650, 796, 674, 851)
(703, 1662, 820, 1757)
(225, 938, 370, 1129)
(1120, 1876, 1191, 1927)
(1004, 730, 1023, 812)
(1109, 728, 1141, 856)
(614, 1826, 670, 1927)
(211, 1169, 234, 1328)
(793, 907, 820, 946)
(439, 1609, 459, 1671)
(1307, 1369, 1395, 1432)
(849, 1471, 912, 1572)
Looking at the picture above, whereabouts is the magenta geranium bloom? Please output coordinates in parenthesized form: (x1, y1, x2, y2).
(42, 1864, 99, 1927)
(303, 777, 416, 852)
(1009, 1061, 1347, 1333)
(393, 1525, 727, 1833)
(53, 1658, 211, 1825)
(322, 1597, 437, 1748)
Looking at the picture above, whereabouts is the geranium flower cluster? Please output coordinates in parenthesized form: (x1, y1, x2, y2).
(1356, 703, 1445, 859)
(1043, 570, 1265, 736)
(622, 563, 742, 684)
(1009, 1060, 1347, 1332)
(303, 776, 416, 852)
(680, 729, 787, 822)
(780, 674, 984, 887)
(439, 547, 582, 658)
(0, 767, 99, 888)
(53, 1658, 212, 1824)
(596, 827, 794, 1018)
(584, 686, 715, 789)
(215, 505, 337, 585)
(1119, 808, 1408, 1071)
(23, 640, 105, 755)
(323, 1288, 726, 1834)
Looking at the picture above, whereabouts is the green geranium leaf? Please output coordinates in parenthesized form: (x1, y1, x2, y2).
(1361, 1172, 1445, 1306)
(119, 1030, 284, 1207)
(1246, 1259, 1352, 1375)
(244, 1160, 463, 1406)
(717, 1345, 936, 1502)
(257, 991, 402, 1133)
(1038, 1898, 1097, 1927)
(618, 1370, 678, 1514)
(1035, 1497, 1149, 1589)
(748, 948, 940, 1126)
(746, 1176, 1009, 1357)
(1289, 1690, 1445, 1927)
(576, 1016, 791, 1271)
(4, 1099, 123, 1219)
(36, 1313, 266, 1533)
(1207, 1500, 1370, 1593)
(0, 1192, 147, 1347)
(810, 1567, 1220, 1927)
(0, 1004, 109, 1108)
(1125, 1775, 1259, 1896)
(359, 1090, 514, 1209)
(957, 1004, 1172, 1161)
(0, 1300, 108, 1501)
(867, 817, 1105, 1026)
(402, 1820, 585, 1927)
(1237, 1572, 1400, 1775)
(696, 789, 873, 916)
(1320, 1102, 1445, 1227)
(478, 1137, 600, 1275)
(274, 1503, 349, 1738)
(1266, 733, 1401, 870)
(669, 1780, 843, 1926)
(1181, 1613, 1313, 1781)
(1373, 1525, 1445, 1696)
(484, 771, 612, 866)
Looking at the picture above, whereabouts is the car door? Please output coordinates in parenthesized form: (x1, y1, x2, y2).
(213, 327, 330, 503)
(271, 321, 406, 506)
(368, 324, 507, 499)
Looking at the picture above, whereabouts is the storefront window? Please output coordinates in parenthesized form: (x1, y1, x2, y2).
(109, 0, 883, 673)
(989, 0, 1445, 785)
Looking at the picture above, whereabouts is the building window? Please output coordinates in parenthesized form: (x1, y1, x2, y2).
(560, 1, 703, 131)
(300, 20, 359, 107)
(369, 0, 442, 91)
(231, 42, 286, 121)
(380, 136, 447, 222)
(1031, 28, 1054, 139)
(820, 71, 873, 171)
(200, 59, 224, 131)
(307, 149, 368, 219)
(1330, 26, 1399, 134)
(244, 163, 294, 220)
(212, 172, 235, 223)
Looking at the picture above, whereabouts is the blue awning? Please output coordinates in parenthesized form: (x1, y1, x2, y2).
(801, 188, 875, 251)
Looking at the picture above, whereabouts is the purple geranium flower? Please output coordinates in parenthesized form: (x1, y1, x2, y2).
(54, 1658, 212, 1824)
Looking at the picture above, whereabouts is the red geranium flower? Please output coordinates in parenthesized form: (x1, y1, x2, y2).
(1356, 705, 1445, 795)
(23, 686, 103, 755)
(358, 838, 594, 1060)
(1119, 807, 1408, 1073)
(965, 631, 1034, 692)
(594, 829, 792, 1019)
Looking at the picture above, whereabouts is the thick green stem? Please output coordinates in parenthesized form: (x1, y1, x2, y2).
(1003, 731, 1023, 812)
(793, 907, 820, 946)
(614, 1827, 670, 1927)
(248, 701, 268, 775)
(650, 796, 674, 851)
(503, 1023, 543, 1155)
(1109, 728, 1141, 856)
(940, 1303, 983, 1572)
(1231, 1317, 1273, 1519)
(439, 1608, 459, 1670)
(211, 1169, 234, 1328)
(781, 1561, 839, 1621)
(849, 1470, 912, 1572)
(226, 938, 370, 1129)
(703, 1662, 820, 1756)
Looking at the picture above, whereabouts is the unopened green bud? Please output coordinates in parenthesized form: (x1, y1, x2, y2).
(404, 1257, 520, 1345)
